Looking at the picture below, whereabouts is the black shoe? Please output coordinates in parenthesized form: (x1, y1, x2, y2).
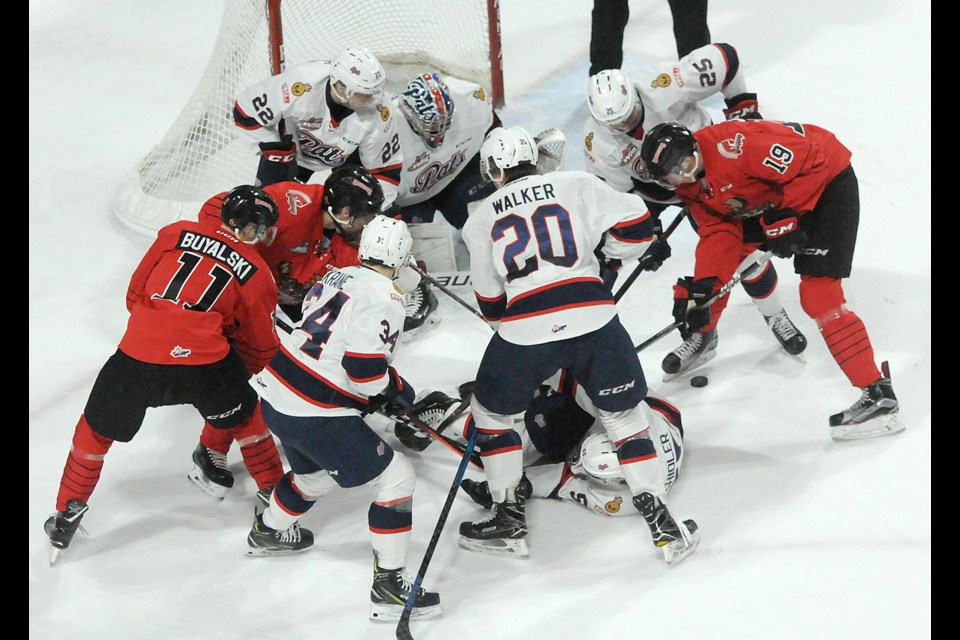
(458, 487, 528, 557)
(44, 499, 89, 550)
(829, 361, 903, 440)
(245, 511, 314, 557)
(188, 443, 234, 501)
(369, 557, 442, 621)
(633, 493, 700, 564)
(402, 280, 440, 342)
(662, 328, 718, 378)
(764, 309, 808, 355)
(460, 474, 532, 510)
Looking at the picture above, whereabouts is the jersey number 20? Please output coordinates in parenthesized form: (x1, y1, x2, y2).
(493, 205, 579, 281)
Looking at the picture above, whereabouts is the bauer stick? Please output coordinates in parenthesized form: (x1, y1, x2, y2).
(612, 208, 689, 304)
(396, 427, 480, 640)
(634, 250, 775, 353)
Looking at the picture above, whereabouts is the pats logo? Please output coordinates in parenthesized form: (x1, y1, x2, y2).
(650, 73, 671, 89)
(291, 82, 311, 96)
(717, 132, 745, 159)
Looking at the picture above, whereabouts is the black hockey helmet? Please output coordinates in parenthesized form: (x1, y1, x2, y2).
(639, 122, 698, 180)
(321, 165, 385, 242)
(220, 185, 279, 244)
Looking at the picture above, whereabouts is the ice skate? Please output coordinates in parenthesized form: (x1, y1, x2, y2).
(245, 510, 314, 557)
(255, 486, 274, 515)
(661, 328, 718, 380)
(44, 499, 89, 566)
(394, 390, 459, 451)
(829, 361, 903, 441)
(633, 492, 700, 565)
(369, 555, 442, 621)
(458, 486, 529, 557)
(401, 279, 440, 343)
(764, 309, 808, 355)
(187, 443, 234, 501)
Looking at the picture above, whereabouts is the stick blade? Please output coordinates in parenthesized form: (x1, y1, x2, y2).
(396, 612, 414, 640)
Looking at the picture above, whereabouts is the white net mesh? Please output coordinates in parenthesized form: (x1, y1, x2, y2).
(113, 0, 501, 236)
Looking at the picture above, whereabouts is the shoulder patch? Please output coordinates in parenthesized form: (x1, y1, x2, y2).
(379, 105, 391, 121)
(473, 87, 487, 101)
(584, 131, 594, 152)
(651, 73, 671, 89)
(291, 82, 311, 96)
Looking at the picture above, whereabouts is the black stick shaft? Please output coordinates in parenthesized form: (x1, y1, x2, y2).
(409, 262, 492, 328)
(613, 208, 688, 303)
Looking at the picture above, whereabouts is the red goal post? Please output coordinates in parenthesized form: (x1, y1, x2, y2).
(113, 0, 505, 236)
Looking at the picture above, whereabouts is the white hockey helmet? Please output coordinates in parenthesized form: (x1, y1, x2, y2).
(572, 433, 623, 482)
(329, 47, 386, 108)
(588, 69, 641, 132)
(480, 126, 538, 184)
(358, 215, 413, 273)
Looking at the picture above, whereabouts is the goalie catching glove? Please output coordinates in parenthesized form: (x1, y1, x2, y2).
(672, 276, 718, 339)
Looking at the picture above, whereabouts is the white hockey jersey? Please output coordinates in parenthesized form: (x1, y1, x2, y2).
(254, 265, 407, 417)
(233, 60, 403, 207)
(584, 43, 750, 195)
(393, 76, 497, 206)
(462, 170, 655, 345)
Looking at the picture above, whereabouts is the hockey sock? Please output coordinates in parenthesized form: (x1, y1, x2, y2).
(369, 497, 413, 570)
(55, 415, 113, 511)
(231, 406, 284, 489)
(477, 428, 524, 501)
(741, 260, 783, 316)
(615, 434, 667, 498)
(198, 420, 233, 454)
(264, 471, 316, 530)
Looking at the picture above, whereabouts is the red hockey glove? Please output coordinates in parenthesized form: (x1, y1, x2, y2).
(672, 276, 718, 339)
(723, 93, 761, 120)
(760, 208, 808, 258)
(256, 134, 297, 186)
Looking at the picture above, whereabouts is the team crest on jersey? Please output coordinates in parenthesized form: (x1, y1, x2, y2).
(170, 345, 191, 358)
(473, 87, 486, 101)
(285, 189, 313, 215)
(409, 151, 431, 171)
(604, 497, 623, 514)
(651, 73, 671, 89)
(299, 117, 324, 130)
(291, 82, 311, 96)
(584, 132, 594, 152)
(718, 133, 745, 159)
(378, 105, 391, 121)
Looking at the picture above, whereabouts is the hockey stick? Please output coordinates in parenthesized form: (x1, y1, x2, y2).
(612, 208, 689, 304)
(409, 261, 493, 329)
(396, 427, 480, 640)
(634, 250, 775, 353)
(392, 410, 484, 470)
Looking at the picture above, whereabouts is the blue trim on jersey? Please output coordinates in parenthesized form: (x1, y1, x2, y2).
(233, 102, 261, 131)
(477, 292, 506, 321)
(343, 352, 389, 384)
(503, 278, 612, 321)
(608, 214, 656, 243)
(740, 262, 777, 299)
(714, 43, 740, 88)
(267, 348, 367, 411)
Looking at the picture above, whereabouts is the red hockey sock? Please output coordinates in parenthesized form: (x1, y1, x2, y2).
(55, 415, 113, 511)
(231, 405, 283, 489)
(819, 311, 881, 388)
(198, 420, 234, 454)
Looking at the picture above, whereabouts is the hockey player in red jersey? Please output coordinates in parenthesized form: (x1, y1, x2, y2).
(640, 120, 901, 440)
(187, 166, 389, 502)
(43, 186, 281, 564)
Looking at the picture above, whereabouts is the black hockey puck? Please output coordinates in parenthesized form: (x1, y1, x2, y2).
(690, 375, 709, 388)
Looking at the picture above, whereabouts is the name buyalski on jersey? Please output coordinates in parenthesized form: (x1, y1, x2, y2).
(177, 231, 258, 283)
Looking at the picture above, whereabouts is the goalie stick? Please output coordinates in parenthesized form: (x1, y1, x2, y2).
(396, 426, 480, 640)
(612, 208, 688, 304)
(634, 250, 775, 353)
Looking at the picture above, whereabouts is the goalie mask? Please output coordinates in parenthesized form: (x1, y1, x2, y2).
(569, 433, 623, 483)
(588, 69, 642, 133)
(220, 185, 279, 245)
(322, 165, 385, 244)
(358, 215, 413, 277)
(399, 73, 456, 149)
(480, 126, 538, 184)
(329, 47, 386, 109)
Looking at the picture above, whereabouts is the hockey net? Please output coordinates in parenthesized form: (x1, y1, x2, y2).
(113, 0, 504, 236)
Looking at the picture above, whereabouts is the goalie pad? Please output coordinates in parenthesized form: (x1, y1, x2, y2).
(534, 128, 567, 174)
(408, 219, 457, 272)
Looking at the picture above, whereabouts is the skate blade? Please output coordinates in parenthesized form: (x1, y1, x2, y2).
(830, 412, 904, 441)
(662, 350, 717, 382)
(401, 314, 441, 344)
(458, 535, 529, 558)
(662, 530, 701, 565)
(49, 545, 63, 566)
(244, 545, 312, 558)
(369, 603, 442, 622)
(187, 467, 228, 501)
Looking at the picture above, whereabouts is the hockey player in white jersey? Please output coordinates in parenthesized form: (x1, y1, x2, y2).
(248, 215, 442, 622)
(457, 126, 698, 564)
(584, 43, 808, 377)
(383, 72, 504, 340)
(233, 47, 403, 208)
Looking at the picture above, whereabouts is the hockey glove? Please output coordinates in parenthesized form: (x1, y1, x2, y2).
(638, 218, 672, 272)
(599, 257, 623, 290)
(277, 275, 313, 307)
(760, 208, 808, 258)
(369, 367, 416, 419)
(672, 276, 718, 339)
(723, 93, 762, 121)
(256, 133, 297, 186)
